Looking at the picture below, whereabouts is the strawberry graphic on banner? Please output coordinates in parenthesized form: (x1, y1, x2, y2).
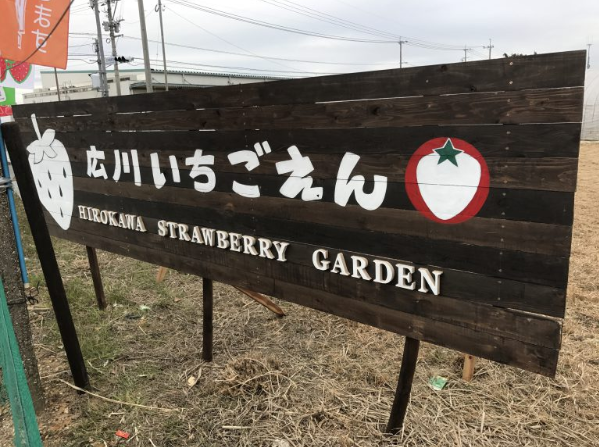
(26, 114, 74, 229)
(405, 138, 489, 224)
(0, 58, 34, 89)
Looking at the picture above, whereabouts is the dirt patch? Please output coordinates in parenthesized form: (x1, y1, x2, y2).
(1, 143, 598, 446)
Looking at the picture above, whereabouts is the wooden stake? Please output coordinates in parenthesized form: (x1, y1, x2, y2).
(234, 286, 286, 317)
(386, 337, 420, 435)
(1, 122, 90, 390)
(156, 266, 168, 283)
(157, 266, 284, 318)
(202, 278, 213, 362)
(86, 246, 107, 310)
(462, 354, 476, 382)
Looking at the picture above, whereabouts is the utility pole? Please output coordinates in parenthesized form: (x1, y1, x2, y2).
(398, 37, 408, 69)
(93, 39, 106, 96)
(588, 43, 592, 69)
(156, 0, 168, 90)
(53, 68, 61, 101)
(463, 46, 469, 62)
(137, 0, 153, 92)
(92, 0, 109, 97)
(105, 0, 122, 96)
(483, 38, 494, 60)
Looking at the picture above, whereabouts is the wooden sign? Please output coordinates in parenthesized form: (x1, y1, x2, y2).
(7, 51, 585, 378)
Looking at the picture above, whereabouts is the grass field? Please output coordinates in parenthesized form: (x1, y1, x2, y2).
(1, 142, 598, 446)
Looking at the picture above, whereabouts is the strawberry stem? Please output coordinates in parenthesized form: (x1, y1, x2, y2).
(31, 114, 42, 140)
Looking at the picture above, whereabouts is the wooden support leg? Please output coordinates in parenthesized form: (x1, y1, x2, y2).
(2, 122, 90, 390)
(86, 246, 107, 310)
(386, 337, 420, 435)
(202, 278, 213, 362)
(462, 354, 476, 382)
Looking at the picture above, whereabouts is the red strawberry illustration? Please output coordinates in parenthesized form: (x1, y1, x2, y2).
(405, 138, 489, 224)
(0, 59, 7, 82)
(26, 114, 74, 230)
(8, 59, 32, 84)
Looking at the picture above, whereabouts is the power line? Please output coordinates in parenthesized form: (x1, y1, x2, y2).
(132, 56, 342, 75)
(164, 5, 299, 72)
(258, 0, 399, 40)
(167, 0, 398, 43)
(264, 0, 474, 50)
(119, 35, 393, 67)
(170, 0, 473, 52)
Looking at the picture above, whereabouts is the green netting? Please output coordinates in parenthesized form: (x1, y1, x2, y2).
(0, 278, 43, 446)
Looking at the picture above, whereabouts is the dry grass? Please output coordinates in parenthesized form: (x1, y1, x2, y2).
(1, 143, 599, 446)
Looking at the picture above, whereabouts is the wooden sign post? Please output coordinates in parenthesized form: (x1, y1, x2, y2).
(3, 50, 586, 432)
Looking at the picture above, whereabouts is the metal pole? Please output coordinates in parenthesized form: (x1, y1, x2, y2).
(484, 38, 494, 60)
(92, 0, 109, 97)
(93, 38, 103, 95)
(53, 68, 61, 101)
(463, 46, 468, 62)
(202, 278, 213, 362)
(588, 43, 592, 69)
(137, 0, 154, 92)
(157, 0, 168, 91)
(400, 40, 403, 69)
(106, 0, 122, 96)
(0, 129, 29, 287)
(399, 38, 407, 69)
(386, 337, 420, 434)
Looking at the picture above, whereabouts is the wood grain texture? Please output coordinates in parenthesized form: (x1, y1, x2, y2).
(17, 88, 584, 133)
(56, 188, 570, 289)
(38, 160, 576, 226)
(68, 177, 572, 257)
(46, 210, 567, 319)
(19, 123, 583, 158)
(31, 144, 579, 193)
(12, 51, 586, 118)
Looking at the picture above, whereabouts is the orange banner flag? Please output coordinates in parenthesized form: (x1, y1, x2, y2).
(0, 0, 71, 69)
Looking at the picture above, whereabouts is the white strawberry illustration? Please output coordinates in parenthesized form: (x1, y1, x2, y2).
(416, 138, 482, 221)
(26, 114, 74, 230)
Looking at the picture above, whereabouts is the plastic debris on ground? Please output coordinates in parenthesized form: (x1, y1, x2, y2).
(428, 376, 449, 391)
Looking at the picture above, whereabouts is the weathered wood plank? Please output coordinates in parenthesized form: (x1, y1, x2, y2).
(19, 122, 583, 159)
(68, 177, 571, 257)
(51, 203, 567, 317)
(36, 148, 579, 192)
(12, 51, 586, 118)
(49, 189, 571, 288)
(18, 88, 584, 133)
(46, 223, 561, 376)
(39, 161, 576, 226)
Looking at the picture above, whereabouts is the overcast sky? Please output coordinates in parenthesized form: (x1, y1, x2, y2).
(58, 0, 599, 78)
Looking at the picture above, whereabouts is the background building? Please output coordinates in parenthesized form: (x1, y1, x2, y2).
(22, 68, 284, 104)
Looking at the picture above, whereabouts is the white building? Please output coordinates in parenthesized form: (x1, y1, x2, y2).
(22, 68, 285, 103)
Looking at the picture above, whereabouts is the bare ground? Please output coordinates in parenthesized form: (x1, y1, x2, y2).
(1, 143, 598, 446)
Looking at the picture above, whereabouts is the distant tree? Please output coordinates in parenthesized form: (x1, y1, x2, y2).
(504, 52, 538, 57)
